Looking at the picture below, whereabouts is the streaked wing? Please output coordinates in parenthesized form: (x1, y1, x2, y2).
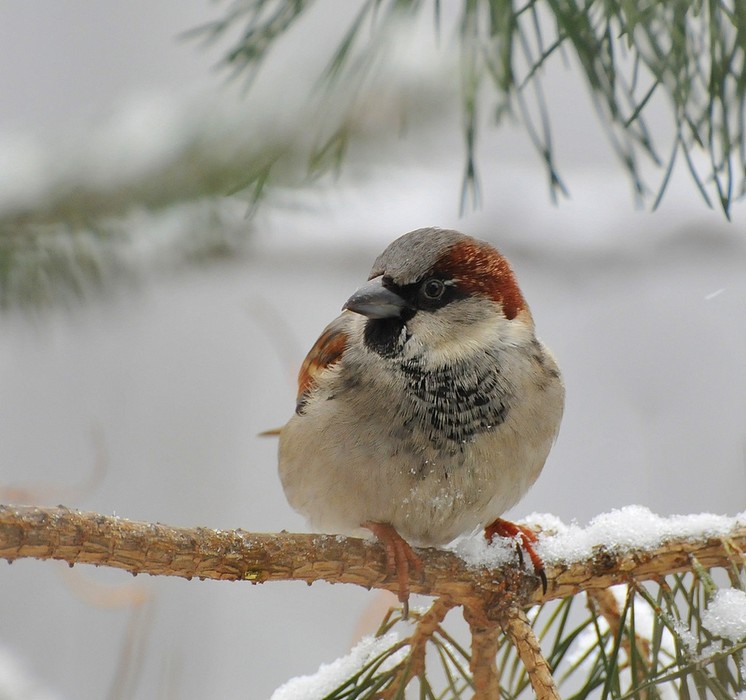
(296, 313, 351, 414)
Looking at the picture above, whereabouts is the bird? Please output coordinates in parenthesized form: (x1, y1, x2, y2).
(277, 227, 564, 613)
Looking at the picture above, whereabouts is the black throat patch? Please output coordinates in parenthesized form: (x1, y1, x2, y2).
(363, 318, 410, 358)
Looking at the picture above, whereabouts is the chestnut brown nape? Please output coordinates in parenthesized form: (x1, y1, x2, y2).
(368, 228, 527, 320)
(438, 240, 526, 320)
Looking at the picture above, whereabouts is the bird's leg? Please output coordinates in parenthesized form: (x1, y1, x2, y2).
(363, 521, 423, 618)
(484, 518, 547, 594)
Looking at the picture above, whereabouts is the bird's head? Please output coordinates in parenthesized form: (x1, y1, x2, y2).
(343, 228, 535, 362)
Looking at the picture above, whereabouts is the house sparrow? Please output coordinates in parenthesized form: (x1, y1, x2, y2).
(278, 227, 564, 611)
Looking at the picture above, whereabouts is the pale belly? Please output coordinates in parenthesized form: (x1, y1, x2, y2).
(278, 378, 562, 546)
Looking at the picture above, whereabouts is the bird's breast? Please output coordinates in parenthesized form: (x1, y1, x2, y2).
(371, 352, 515, 453)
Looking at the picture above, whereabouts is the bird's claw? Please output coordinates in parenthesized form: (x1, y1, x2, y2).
(484, 518, 547, 595)
(363, 521, 423, 618)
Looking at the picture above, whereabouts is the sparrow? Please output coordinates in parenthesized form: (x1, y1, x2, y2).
(277, 227, 564, 612)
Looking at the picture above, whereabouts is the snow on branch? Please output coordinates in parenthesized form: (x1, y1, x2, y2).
(0, 504, 743, 610)
(2, 504, 745, 698)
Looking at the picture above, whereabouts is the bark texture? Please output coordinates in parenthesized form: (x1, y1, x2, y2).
(2, 504, 743, 697)
(1, 505, 742, 607)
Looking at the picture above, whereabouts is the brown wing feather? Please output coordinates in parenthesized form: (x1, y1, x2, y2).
(296, 314, 350, 414)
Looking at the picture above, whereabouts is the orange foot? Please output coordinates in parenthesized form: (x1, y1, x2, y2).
(363, 521, 423, 618)
(484, 518, 547, 594)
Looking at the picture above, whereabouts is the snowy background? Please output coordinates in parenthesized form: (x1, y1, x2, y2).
(0, 2, 744, 699)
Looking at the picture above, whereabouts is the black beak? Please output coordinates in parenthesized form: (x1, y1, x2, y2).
(343, 276, 411, 319)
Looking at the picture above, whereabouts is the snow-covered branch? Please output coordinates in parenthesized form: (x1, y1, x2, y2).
(0, 504, 743, 609)
(2, 504, 745, 698)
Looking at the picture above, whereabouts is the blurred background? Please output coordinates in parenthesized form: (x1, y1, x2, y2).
(0, 2, 744, 698)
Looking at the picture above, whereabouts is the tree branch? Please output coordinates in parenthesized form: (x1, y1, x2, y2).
(499, 607, 560, 700)
(1, 505, 744, 610)
(3, 504, 745, 697)
(464, 608, 502, 699)
(380, 597, 455, 699)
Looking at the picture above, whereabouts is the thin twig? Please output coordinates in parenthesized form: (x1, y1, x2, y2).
(380, 598, 456, 699)
(464, 607, 502, 700)
(500, 607, 560, 700)
(588, 587, 652, 687)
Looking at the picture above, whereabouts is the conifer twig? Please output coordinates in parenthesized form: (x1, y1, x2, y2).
(588, 587, 652, 685)
(2, 504, 744, 698)
(500, 607, 560, 700)
(198, 0, 746, 217)
(464, 608, 502, 699)
(380, 597, 455, 699)
(1, 505, 743, 608)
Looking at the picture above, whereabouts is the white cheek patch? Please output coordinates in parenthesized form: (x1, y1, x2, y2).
(412, 311, 535, 366)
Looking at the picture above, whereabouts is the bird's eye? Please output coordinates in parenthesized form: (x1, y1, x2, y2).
(421, 278, 446, 300)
